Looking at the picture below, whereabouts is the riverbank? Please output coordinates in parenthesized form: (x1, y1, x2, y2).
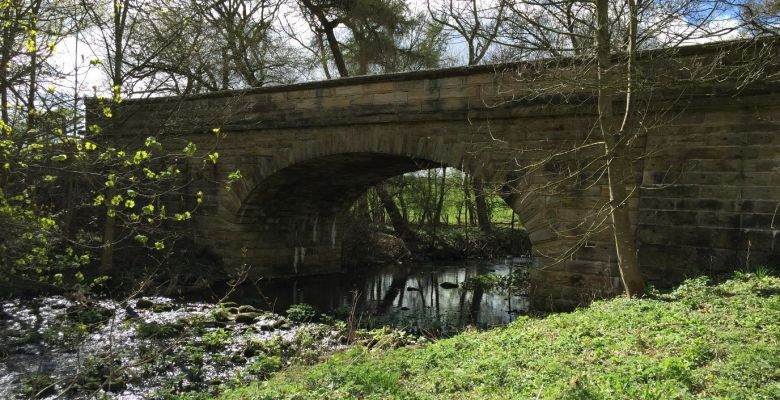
(342, 224, 531, 265)
(222, 271, 780, 399)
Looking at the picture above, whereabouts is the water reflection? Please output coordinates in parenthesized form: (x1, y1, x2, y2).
(231, 260, 529, 334)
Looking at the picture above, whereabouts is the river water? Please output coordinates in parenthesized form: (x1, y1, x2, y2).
(229, 259, 530, 335)
(0, 259, 529, 398)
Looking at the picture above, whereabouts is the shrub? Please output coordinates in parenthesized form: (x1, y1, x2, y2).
(286, 303, 318, 323)
(136, 321, 182, 339)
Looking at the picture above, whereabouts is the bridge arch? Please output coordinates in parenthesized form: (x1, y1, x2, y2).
(212, 132, 564, 280)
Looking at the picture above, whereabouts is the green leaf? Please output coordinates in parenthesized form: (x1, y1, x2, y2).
(183, 142, 197, 157)
(50, 154, 67, 162)
(228, 169, 242, 182)
(133, 150, 149, 164)
(142, 204, 155, 215)
(144, 136, 162, 150)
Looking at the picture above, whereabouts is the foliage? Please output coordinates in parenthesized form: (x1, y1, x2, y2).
(414, 225, 530, 260)
(351, 326, 425, 350)
(247, 355, 283, 378)
(201, 328, 232, 351)
(136, 321, 183, 339)
(298, 0, 450, 77)
(0, 0, 238, 294)
(286, 303, 318, 323)
(0, 188, 90, 289)
(460, 272, 502, 291)
(383, 168, 516, 227)
(20, 374, 57, 398)
(221, 272, 780, 399)
(66, 305, 114, 326)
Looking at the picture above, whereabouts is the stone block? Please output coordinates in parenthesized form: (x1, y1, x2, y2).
(698, 211, 741, 228)
(373, 91, 408, 105)
(638, 197, 676, 210)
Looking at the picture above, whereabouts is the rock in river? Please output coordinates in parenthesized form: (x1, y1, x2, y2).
(439, 282, 459, 289)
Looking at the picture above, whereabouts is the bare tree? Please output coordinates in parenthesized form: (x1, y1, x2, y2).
(130, 0, 311, 94)
(741, 0, 780, 34)
(427, 0, 507, 65)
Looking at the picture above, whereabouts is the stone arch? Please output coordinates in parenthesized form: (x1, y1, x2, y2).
(223, 130, 502, 220)
(212, 132, 567, 280)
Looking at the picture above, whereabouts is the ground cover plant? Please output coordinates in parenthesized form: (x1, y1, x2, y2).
(221, 271, 780, 399)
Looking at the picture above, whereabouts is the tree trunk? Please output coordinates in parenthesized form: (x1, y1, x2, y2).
(354, 193, 370, 221)
(396, 176, 409, 223)
(376, 182, 417, 252)
(463, 175, 476, 226)
(323, 23, 349, 77)
(473, 178, 492, 233)
(100, 186, 117, 272)
(595, 0, 645, 297)
(299, 0, 348, 79)
(100, 0, 130, 273)
(25, 0, 41, 130)
(26, 40, 37, 130)
(432, 166, 447, 228)
(379, 269, 408, 312)
(0, 7, 11, 126)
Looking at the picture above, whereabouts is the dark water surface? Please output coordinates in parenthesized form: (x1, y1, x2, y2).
(229, 259, 530, 334)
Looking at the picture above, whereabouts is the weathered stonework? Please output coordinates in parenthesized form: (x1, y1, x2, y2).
(92, 40, 780, 310)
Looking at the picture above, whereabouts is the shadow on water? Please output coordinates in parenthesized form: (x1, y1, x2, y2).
(227, 259, 530, 335)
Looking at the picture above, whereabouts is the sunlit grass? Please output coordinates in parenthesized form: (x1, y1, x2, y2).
(220, 272, 780, 399)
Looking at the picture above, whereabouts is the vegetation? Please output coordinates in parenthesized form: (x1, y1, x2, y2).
(222, 272, 780, 399)
(286, 303, 319, 323)
(1, 0, 777, 295)
(1, 0, 778, 398)
(362, 169, 517, 228)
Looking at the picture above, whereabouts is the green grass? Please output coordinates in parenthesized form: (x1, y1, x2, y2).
(220, 272, 780, 399)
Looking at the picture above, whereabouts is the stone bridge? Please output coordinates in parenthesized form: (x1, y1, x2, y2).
(96, 40, 780, 309)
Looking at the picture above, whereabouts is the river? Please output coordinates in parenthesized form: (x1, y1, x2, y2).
(229, 258, 530, 334)
(0, 259, 529, 398)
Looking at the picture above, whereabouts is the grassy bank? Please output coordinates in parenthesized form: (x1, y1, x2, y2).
(221, 272, 779, 399)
